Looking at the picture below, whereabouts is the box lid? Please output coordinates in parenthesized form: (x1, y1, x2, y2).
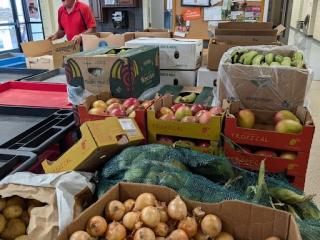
(21, 39, 53, 57)
(217, 22, 273, 30)
(127, 38, 202, 45)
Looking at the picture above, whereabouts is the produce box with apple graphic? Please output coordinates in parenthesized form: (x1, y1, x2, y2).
(76, 92, 155, 140)
(65, 46, 160, 105)
(223, 100, 315, 190)
(147, 94, 226, 154)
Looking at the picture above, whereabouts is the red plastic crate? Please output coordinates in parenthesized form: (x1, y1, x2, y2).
(224, 143, 308, 190)
(77, 92, 154, 140)
(0, 81, 71, 109)
(224, 101, 315, 152)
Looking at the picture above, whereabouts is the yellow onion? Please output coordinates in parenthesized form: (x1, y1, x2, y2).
(167, 196, 187, 220)
(178, 217, 198, 237)
(201, 214, 222, 237)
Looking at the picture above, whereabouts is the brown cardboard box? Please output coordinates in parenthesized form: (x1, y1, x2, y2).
(42, 117, 144, 173)
(57, 182, 302, 240)
(82, 32, 135, 51)
(129, 28, 172, 38)
(218, 47, 310, 111)
(207, 40, 234, 71)
(21, 40, 80, 70)
(208, 22, 280, 70)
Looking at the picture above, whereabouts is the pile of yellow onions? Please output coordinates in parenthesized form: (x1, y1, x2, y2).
(69, 193, 282, 240)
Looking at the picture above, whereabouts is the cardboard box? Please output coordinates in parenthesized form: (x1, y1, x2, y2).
(147, 95, 224, 154)
(82, 32, 135, 51)
(42, 117, 144, 173)
(77, 92, 154, 139)
(58, 183, 302, 240)
(208, 22, 282, 70)
(214, 22, 278, 45)
(132, 29, 172, 38)
(153, 85, 215, 106)
(218, 48, 310, 111)
(224, 101, 315, 152)
(21, 40, 80, 70)
(65, 46, 160, 99)
(224, 143, 308, 190)
(125, 38, 203, 70)
(197, 66, 218, 88)
(160, 70, 197, 86)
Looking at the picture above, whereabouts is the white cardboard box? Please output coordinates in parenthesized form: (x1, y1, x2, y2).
(197, 66, 218, 88)
(125, 38, 203, 70)
(160, 70, 197, 86)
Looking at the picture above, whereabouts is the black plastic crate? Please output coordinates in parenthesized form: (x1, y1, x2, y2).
(0, 109, 75, 153)
(0, 149, 37, 179)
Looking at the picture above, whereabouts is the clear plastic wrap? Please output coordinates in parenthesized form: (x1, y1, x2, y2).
(217, 45, 313, 111)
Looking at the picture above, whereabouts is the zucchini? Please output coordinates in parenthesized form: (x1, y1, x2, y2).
(243, 51, 258, 65)
(252, 54, 265, 65)
(265, 53, 274, 65)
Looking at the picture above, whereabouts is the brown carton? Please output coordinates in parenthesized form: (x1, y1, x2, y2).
(208, 22, 281, 70)
(42, 117, 144, 173)
(82, 32, 135, 51)
(218, 46, 310, 111)
(58, 182, 302, 240)
(21, 40, 80, 70)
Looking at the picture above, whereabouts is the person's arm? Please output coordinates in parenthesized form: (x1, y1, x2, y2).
(48, 29, 65, 41)
(72, 5, 97, 44)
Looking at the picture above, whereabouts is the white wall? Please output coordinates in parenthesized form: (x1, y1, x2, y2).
(313, 0, 320, 40)
(290, 0, 302, 28)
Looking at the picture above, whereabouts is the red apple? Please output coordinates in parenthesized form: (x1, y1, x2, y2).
(197, 141, 210, 148)
(195, 110, 208, 119)
(171, 103, 185, 113)
(198, 111, 212, 124)
(88, 107, 105, 115)
(175, 106, 192, 121)
(160, 113, 176, 121)
(237, 109, 255, 129)
(92, 100, 107, 111)
(191, 104, 204, 115)
(106, 98, 121, 106)
(158, 136, 174, 145)
(110, 108, 126, 117)
(122, 98, 140, 109)
(159, 107, 174, 117)
(210, 106, 224, 116)
(107, 103, 123, 112)
(280, 152, 297, 160)
(181, 116, 198, 123)
(141, 100, 153, 109)
(255, 150, 277, 157)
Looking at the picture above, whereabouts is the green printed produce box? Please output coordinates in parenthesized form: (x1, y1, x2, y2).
(65, 46, 160, 103)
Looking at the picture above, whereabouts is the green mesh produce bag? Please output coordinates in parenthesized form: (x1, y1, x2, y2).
(97, 144, 320, 239)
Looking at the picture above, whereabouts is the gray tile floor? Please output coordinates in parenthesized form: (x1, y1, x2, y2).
(288, 28, 320, 80)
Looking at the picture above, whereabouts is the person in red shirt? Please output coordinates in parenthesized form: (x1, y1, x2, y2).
(48, 0, 96, 44)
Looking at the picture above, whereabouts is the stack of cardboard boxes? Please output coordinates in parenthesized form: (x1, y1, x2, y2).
(125, 38, 203, 87)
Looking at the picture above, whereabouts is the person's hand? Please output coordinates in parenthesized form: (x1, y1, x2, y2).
(48, 34, 57, 41)
(72, 35, 82, 45)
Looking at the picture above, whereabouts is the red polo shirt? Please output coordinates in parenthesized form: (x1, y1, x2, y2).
(58, 1, 96, 41)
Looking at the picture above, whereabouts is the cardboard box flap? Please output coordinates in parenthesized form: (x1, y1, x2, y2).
(218, 22, 273, 30)
(215, 29, 278, 36)
(52, 40, 80, 68)
(275, 24, 286, 36)
(181, 86, 203, 94)
(21, 39, 53, 57)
